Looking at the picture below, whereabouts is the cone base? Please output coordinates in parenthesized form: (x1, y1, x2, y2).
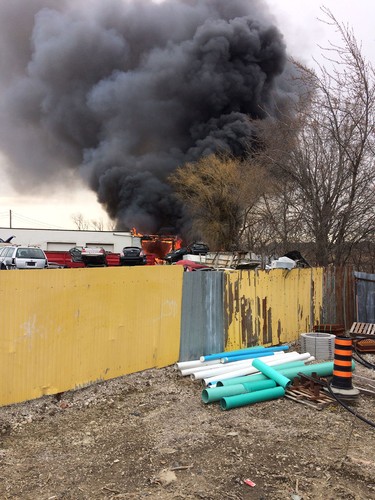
(329, 386, 360, 398)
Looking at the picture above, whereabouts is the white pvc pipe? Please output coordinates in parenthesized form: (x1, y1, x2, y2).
(190, 352, 288, 381)
(203, 352, 311, 386)
(204, 352, 311, 385)
(176, 359, 219, 370)
(206, 354, 315, 388)
(179, 362, 224, 376)
(180, 353, 284, 377)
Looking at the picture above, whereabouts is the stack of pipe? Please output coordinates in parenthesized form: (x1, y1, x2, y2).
(201, 360, 355, 410)
(176, 345, 291, 383)
(176, 345, 314, 387)
(175, 346, 315, 411)
(203, 352, 313, 387)
(177, 345, 356, 411)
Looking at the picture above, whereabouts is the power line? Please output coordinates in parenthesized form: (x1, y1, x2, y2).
(1, 210, 68, 230)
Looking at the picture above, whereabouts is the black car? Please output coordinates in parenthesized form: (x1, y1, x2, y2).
(187, 241, 209, 255)
(120, 246, 147, 266)
(164, 241, 209, 264)
(164, 247, 188, 264)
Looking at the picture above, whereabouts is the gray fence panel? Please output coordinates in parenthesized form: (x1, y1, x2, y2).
(179, 271, 224, 361)
(354, 271, 375, 323)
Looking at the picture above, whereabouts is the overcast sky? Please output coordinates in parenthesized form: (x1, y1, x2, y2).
(0, 0, 374, 231)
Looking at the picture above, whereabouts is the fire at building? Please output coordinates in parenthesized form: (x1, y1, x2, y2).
(131, 228, 182, 264)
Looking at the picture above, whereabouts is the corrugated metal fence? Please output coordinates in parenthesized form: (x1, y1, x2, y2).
(0, 265, 358, 406)
(223, 268, 324, 351)
(322, 266, 355, 328)
(179, 267, 355, 360)
(354, 271, 375, 323)
(0, 266, 183, 407)
(179, 271, 224, 361)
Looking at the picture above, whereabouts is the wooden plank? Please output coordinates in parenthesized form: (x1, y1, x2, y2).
(285, 393, 325, 411)
(359, 323, 367, 334)
(349, 322, 375, 338)
(357, 386, 375, 397)
(287, 387, 335, 404)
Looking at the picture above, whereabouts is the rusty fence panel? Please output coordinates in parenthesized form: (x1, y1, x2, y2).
(179, 271, 224, 361)
(354, 271, 375, 323)
(0, 266, 183, 407)
(322, 266, 355, 329)
(224, 268, 324, 351)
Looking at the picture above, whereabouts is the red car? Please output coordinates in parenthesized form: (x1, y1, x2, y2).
(174, 259, 213, 272)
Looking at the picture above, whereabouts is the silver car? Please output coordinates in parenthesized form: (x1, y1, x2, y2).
(0, 246, 10, 267)
(0, 246, 48, 270)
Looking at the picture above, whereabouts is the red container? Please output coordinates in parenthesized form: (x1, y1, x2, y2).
(313, 324, 345, 336)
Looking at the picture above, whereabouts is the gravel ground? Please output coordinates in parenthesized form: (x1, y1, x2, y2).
(0, 352, 374, 500)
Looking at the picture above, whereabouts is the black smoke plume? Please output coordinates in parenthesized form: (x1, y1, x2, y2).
(0, 0, 293, 234)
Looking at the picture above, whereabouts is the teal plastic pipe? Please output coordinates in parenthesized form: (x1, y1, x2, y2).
(220, 351, 274, 363)
(274, 360, 355, 382)
(216, 361, 306, 387)
(252, 359, 291, 388)
(200, 345, 288, 362)
(217, 360, 356, 388)
(201, 379, 276, 404)
(221, 386, 285, 410)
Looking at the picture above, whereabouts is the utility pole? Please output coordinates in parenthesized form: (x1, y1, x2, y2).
(9, 209, 12, 228)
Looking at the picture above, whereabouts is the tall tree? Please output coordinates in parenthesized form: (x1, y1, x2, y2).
(169, 154, 267, 250)
(250, 9, 375, 267)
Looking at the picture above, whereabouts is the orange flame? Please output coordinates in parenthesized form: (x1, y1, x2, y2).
(131, 227, 182, 261)
(175, 237, 183, 250)
(131, 227, 144, 237)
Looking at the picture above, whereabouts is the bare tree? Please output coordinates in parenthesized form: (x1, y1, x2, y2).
(71, 212, 90, 230)
(72, 213, 117, 231)
(250, 9, 375, 267)
(105, 218, 117, 231)
(91, 218, 104, 231)
(242, 178, 308, 263)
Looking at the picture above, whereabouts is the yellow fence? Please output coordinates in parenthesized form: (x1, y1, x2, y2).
(0, 266, 184, 407)
(224, 268, 324, 351)
(0, 266, 325, 407)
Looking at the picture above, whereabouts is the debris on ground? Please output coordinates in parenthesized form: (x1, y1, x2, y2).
(0, 353, 374, 499)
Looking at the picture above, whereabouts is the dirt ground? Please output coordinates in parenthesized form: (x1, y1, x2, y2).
(1, 351, 375, 500)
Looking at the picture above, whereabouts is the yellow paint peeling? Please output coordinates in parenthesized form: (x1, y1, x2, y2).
(224, 268, 324, 351)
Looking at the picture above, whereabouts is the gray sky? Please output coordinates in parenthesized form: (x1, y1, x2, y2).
(0, 0, 374, 230)
(268, 0, 375, 66)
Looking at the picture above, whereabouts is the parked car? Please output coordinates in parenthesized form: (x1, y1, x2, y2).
(0, 246, 48, 270)
(164, 241, 210, 264)
(81, 246, 107, 267)
(187, 241, 209, 255)
(173, 259, 214, 272)
(120, 246, 147, 266)
(0, 246, 10, 267)
(164, 246, 188, 264)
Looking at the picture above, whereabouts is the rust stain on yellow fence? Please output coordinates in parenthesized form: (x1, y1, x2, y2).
(224, 268, 323, 351)
(0, 266, 183, 407)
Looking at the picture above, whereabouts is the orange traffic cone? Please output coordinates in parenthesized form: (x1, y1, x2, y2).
(330, 336, 359, 398)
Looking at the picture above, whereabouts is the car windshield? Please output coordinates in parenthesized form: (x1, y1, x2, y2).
(124, 248, 141, 254)
(16, 248, 45, 259)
